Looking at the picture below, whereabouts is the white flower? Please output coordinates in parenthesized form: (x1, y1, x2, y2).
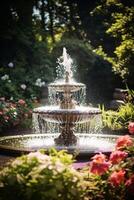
(8, 80, 11, 83)
(13, 112, 17, 116)
(20, 84, 27, 90)
(35, 78, 41, 87)
(8, 62, 14, 68)
(35, 78, 45, 87)
(41, 81, 45, 86)
(36, 78, 41, 82)
(1, 74, 9, 80)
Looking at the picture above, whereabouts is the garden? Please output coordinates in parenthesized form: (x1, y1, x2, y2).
(0, 0, 134, 199)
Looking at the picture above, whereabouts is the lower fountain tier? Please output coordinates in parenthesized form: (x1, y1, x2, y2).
(0, 133, 128, 158)
(33, 106, 101, 123)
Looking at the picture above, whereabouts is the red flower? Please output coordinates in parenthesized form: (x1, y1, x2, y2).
(125, 174, 134, 194)
(128, 122, 134, 135)
(90, 161, 110, 175)
(109, 170, 125, 187)
(116, 135, 133, 150)
(91, 153, 106, 163)
(90, 153, 110, 175)
(109, 150, 128, 164)
(18, 99, 26, 105)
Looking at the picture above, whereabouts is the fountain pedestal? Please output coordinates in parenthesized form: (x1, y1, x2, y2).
(55, 123, 77, 146)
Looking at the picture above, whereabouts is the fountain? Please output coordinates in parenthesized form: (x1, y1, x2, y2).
(33, 48, 101, 146)
(0, 48, 121, 157)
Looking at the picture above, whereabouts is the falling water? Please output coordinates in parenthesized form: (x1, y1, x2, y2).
(33, 113, 60, 134)
(33, 112, 102, 136)
(48, 85, 86, 106)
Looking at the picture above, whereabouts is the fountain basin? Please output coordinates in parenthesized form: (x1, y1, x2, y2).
(33, 106, 101, 123)
(0, 133, 124, 157)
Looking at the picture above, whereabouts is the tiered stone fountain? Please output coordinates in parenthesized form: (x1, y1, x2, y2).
(0, 48, 119, 156)
(33, 48, 101, 146)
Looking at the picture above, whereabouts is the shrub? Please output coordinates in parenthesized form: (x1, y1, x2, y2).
(102, 103, 134, 131)
(0, 41, 54, 101)
(83, 135, 134, 200)
(0, 98, 35, 132)
(0, 149, 84, 200)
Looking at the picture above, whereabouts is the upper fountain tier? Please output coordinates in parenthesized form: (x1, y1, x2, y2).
(48, 48, 87, 109)
(49, 48, 85, 93)
(48, 74, 85, 93)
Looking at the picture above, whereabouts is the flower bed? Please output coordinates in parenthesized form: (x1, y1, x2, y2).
(0, 98, 35, 132)
(83, 135, 134, 200)
(0, 135, 134, 200)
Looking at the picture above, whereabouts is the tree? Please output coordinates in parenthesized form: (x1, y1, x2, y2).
(92, 0, 134, 88)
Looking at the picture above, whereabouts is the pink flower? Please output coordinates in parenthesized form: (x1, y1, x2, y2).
(125, 174, 134, 194)
(90, 161, 110, 175)
(90, 153, 110, 175)
(91, 153, 107, 163)
(0, 111, 3, 115)
(116, 135, 133, 150)
(18, 99, 26, 105)
(128, 122, 134, 135)
(109, 150, 128, 164)
(109, 170, 125, 187)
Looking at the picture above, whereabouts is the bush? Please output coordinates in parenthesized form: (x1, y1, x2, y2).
(0, 40, 54, 101)
(83, 135, 134, 200)
(102, 103, 134, 131)
(0, 149, 84, 200)
(0, 98, 35, 132)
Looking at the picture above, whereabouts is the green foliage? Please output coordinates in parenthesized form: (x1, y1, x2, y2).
(127, 87, 134, 103)
(93, 0, 134, 87)
(0, 38, 54, 101)
(102, 103, 134, 130)
(0, 150, 84, 200)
